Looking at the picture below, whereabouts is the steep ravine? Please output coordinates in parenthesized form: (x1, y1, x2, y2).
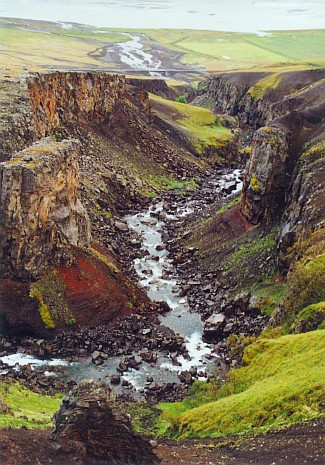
(0, 69, 324, 464)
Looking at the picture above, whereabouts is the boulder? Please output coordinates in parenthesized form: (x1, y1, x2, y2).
(50, 381, 159, 465)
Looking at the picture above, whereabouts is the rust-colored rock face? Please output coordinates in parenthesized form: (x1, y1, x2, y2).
(28, 72, 126, 136)
(240, 126, 289, 225)
(0, 138, 91, 280)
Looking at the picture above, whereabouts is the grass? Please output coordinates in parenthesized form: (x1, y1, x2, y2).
(216, 195, 240, 215)
(248, 73, 282, 100)
(0, 382, 62, 429)
(291, 302, 325, 333)
(149, 93, 233, 156)
(249, 280, 286, 316)
(1, 21, 324, 75)
(0, 22, 117, 72)
(284, 225, 325, 325)
(157, 330, 325, 439)
(121, 402, 162, 436)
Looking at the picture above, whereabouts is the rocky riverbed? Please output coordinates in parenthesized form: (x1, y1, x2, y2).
(0, 167, 267, 403)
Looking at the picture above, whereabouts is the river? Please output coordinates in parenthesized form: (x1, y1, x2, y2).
(0, 169, 242, 397)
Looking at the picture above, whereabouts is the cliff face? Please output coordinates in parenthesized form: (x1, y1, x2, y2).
(200, 69, 325, 127)
(28, 72, 126, 137)
(0, 72, 172, 335)
(240, 126, 289, 225)
(200, 69, 325, 268)
(0, 138, 91, 280)
(0, 79, 35, 162)
(278, 136, 325, 271)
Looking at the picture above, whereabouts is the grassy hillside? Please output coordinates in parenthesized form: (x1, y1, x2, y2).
(149, 93, 234, 157)
(158, 330, 325, 438)
(0, 382, 61, 428)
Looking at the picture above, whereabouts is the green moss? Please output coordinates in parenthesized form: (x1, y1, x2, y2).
(226, 229, 276, 270)
(251, 175, 260, 190)
(158, 331, 325, 439)
(176, 95, 187, 103)
(0, 382, 62, 429)
(29, 268, 75, 329)
(249, 281, 286, 315)
(291, 302, 325, 333)
(29, 287, 55, 329)
(248, 73, 282, 101)
(121, 402, 162, 437)
(301, 139, 325, 163)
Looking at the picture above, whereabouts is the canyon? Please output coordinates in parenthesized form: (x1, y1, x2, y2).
(0, 67, 324, 464)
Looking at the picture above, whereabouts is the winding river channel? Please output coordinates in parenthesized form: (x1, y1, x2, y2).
(1, 169, 243, 396)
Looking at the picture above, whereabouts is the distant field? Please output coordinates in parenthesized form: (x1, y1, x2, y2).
(0, 17, 324, 76)
(135, 28, 325, 72)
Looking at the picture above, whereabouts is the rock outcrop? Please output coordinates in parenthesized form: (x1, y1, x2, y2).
(0, 138, 91, 280)
(0, 78, 35, 162)
(50, 381, 159, 465)
(278, 137, 325, 271)
(28, 72, 126, 136)
(240, 126, 289, 224)
(199, 68, 325, 274)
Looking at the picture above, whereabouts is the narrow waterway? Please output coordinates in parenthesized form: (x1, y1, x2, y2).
(0, 169, 242, 396)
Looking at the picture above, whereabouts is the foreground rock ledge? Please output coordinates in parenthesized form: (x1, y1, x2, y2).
(50, 381, 159, 465)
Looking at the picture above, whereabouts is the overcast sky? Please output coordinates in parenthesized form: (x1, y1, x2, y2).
(1, 0, 325, 31)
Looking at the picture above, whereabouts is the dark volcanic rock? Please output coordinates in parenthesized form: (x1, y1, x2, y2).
(50, 381, 159, 465)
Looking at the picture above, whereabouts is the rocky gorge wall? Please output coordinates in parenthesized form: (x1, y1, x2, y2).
(0, 138, 91, 280)
(0, 72, 153, 335)
(28, 72, 127, 136)
(199, 69, 325, 267)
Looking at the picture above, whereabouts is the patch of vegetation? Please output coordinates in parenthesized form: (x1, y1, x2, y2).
(88, 247, 119, 273)
(291, 302, 325, 333)
(0, 382, 62, 429)
(248, 73, 282, 100)
(29, 268, 75, 329)
(127, 28, 325, 72)
(225, 229, 276, 271)
(141, 174, 197, 193)
(216, 195, 240, 215)
(122, 402, 162, 436)
(251, 175, 260, 190)
(176, 95, 187, 104)
(0, 25, 110, 73)
(301, 139, 325, 163)
(249, 280, 286, 315)
(157, 330, 325, 439)
(149, 93, 233, 156)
